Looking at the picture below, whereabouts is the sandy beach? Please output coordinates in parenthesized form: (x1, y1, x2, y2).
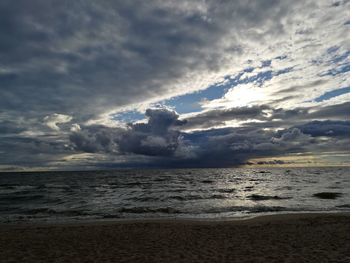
(1, 213, 350, 263)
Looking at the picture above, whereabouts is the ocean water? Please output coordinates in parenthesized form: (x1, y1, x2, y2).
(0, 167, 349, 223)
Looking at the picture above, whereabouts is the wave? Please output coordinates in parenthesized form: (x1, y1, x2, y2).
(167, 195, 198, 201)
(0, 184, 18, 189)
(210, 194, 227, 199)
(313, 192, 342, 199)
(248, 194, 292, 201)
(201, 180, 214, 184)
(153, 177, 171, 182)
(248, 206, 289, 213)
(217, 188, 235, 193)
(336, 204, 350, 208)
(126, 196, 160, 202)
(118, 207, 181, 214)
(25, 208, 89, 217)
(202, 205, 288, 214)
(165, 193, 229, 201)
(0, 194, 45, 202)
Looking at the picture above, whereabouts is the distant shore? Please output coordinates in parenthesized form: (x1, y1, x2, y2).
(1, 213, 350, 262)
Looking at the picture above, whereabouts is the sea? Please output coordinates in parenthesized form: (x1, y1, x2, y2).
(0, 167, 349, 223)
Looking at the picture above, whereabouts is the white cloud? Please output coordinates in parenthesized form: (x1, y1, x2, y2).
(44, 113, 72, 131)
(202, 83, 268, 109)
(70, 123, 81, 132)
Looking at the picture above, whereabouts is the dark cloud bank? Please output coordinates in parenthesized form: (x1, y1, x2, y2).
(68, 107, 350, 168)
(1, 103, 349, 169)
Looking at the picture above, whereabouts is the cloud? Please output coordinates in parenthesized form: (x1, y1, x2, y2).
(0, 132, 72, 169)
(295, 120, 350, 137)
(2, 106, 348, 169)
(70, 123, 81, 132)
(0, 1, 349, 169)
(70, 108, 186, 157)
(69, 125, 122, 153)
(1, 0, 348, 119)
(117, 108, 187, 156)
(67, 108, 349, 168)
(0, 120, 26, 135)
(309, 101, 350, 120)
(271, 128, 314, 151)
(182, 105, 270, 130)
(44, 113, 72, 131)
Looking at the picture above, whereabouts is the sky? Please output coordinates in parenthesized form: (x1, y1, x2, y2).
(0, 0, 350, 171)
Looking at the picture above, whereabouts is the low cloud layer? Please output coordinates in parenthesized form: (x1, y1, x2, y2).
(67, 107, 350, 168)
(70, 108, 186, 156)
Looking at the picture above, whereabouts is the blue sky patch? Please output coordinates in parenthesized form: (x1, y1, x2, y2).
(314, 86, 350, 102)
(261, 60, 272, 67)
(317, 47, 350, 76)
(111, 110, 145, 123)
(321, 63, 350, 76)
(331, 50, 350, 64)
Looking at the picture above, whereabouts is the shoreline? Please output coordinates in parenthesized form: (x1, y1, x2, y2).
(1, 165, 350, 173)
(1, 212, 350, 262)
(1, 210, 350, 228)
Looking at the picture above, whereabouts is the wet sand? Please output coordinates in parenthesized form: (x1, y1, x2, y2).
(1, 213, 350, 263)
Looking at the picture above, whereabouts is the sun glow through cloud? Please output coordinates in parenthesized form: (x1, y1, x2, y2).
(203, 83, 268, 109)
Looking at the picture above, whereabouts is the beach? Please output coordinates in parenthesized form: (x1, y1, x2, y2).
(1, 213, 350, 263)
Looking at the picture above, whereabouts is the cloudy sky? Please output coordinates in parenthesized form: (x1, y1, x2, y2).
(0, 0, 349, 171)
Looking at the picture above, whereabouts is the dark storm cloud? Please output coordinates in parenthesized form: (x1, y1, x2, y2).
(70, 108, 186, 157)
(0, 133, 71, 169)
(3, 106, 348, 169)
(295, 120, 350, 137)
(118, 109, 186, 156)
(2, 102, 349, 169)
(68, 108, 350, 168)
(69, 125, 122, 153)
(0, 120, 26, 134)
(182, 126, 307, 166)
(176, 127, 278, 167)
(309, 102, 350, 120)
